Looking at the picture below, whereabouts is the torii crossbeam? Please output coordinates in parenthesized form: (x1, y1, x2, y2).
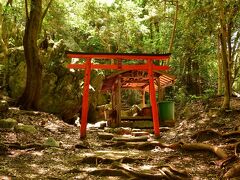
(66, 51, 171, 139)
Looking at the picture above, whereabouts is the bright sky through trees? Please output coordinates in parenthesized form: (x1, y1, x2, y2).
(97, 0, 115, 6)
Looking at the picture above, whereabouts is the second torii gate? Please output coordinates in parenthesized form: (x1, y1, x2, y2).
(66, 51, 171, 139)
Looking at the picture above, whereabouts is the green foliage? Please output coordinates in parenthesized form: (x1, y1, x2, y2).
(173, 86, 188, 104)
(203, 88, 216, 99)
(170, 0, 220, 96)
(122, 89, 141, 106)
(1, 1, 25, 46)
(2, 0, 240, 109)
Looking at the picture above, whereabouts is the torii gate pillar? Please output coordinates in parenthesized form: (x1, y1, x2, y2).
(80, 58, 91, 139)
(148, 59, 160, 137)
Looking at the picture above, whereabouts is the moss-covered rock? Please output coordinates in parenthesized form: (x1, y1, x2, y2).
(14, 124, 37, 134)
(43, 137, 60, 147)
(0, 118, 17, 129)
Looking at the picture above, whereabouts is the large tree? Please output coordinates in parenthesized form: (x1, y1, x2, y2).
(18, 0, 43, 109)
(218, 0, 240, 109)
(18, 0, 53, 110)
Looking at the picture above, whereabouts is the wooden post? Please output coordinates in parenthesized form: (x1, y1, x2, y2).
(109, 85, 116, 127)
(148, 59, 160, 137)
(142, 89, 146, 108)
(116, 60, 122, 127)
(157, 77, 163, 102)
(80, 58, 91, 139)
(116, 75, 121, 127)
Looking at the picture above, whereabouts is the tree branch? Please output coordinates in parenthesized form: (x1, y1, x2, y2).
(39, 0, 54, 34)
(25, 0, 29, 20)
(42, 0, 53, 20)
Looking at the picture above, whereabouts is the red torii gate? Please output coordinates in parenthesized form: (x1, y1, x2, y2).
(66, 51, 171, 139)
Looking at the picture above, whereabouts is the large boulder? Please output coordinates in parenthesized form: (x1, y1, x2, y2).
(7, 40, 92, 122)
(8, 48, 26, 99)
(8, 61, 26, 98)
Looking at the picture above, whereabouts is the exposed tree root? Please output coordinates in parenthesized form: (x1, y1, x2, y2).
(212, 156, 238, 168)
(223, 162, 240, 179)
(113, 163, 191, 180)
(223, 131, 240, 138)
(88, 168, 131, 178)
(66, 168, 131, 178)
(234, 142, 240, 157)
(79, 155, 190, 179)
(80, 155, 146, 165)
(192, 129, 240, 141)
(179, 142, 228, 159)
(159, 165, 190, 179)
(116, 141, 228, 159)
(192, 129, 222, 141)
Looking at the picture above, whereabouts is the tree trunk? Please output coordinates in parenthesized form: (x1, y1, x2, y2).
(18, 0, 43, 110)
(218, 0, 233, 109)
(168, 0, 178, 53)
(232, 32, 240, 87)
(226, 22, 233, 97)
(192, 61, 201, 95)
(220, 32, 231, 109)
(217, 36, 223, 96)
(0, 3, 9, 92)
(185, 57, 194, 94)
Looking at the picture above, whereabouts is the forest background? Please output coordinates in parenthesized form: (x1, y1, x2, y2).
(0, 0, 240, 123)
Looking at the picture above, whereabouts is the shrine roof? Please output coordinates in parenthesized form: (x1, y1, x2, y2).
(101, 70, 176, 92)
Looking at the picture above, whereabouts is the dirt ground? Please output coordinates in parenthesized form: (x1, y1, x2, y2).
(1, 96, 240, 179)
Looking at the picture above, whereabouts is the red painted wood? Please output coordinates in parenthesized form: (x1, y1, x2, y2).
(66, 52, 172, 139)
(148, 59, 160, 137)
(80, 58, 91, 139)
(68, 64, 86, 69)
(68, 64, 169, 71)
(66, 52, 170, 60)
